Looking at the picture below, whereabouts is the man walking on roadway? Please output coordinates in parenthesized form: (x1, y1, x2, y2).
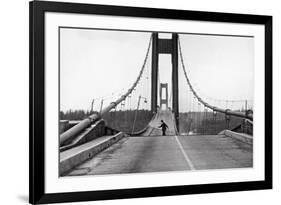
(159, 120, 169, 136)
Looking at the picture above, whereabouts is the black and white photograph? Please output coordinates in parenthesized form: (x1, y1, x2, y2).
(27, 1, 272, 203)
(59, 28, 254, 177)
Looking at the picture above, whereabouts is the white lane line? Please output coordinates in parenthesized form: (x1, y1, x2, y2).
(174, 135, 195, 170)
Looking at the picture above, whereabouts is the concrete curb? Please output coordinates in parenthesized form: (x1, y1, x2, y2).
(220, 130, 253, 144)
(60, 132, 125, 176)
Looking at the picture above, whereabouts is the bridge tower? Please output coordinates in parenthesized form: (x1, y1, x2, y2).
(151, 32, 179, 129)
(160, 83, 168, 110)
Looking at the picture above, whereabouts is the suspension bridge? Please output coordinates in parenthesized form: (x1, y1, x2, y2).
(59, 32, 253, 176)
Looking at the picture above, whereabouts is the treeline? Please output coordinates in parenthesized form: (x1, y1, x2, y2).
(60, 109, 153, 134)
(60, 110, 93, 120)
(60, 110, 248, 136)
(179, 112, 246, 135)
(103, 110, 153, 133)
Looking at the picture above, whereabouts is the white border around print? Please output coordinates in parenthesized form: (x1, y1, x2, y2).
(45, 12, 265, 194)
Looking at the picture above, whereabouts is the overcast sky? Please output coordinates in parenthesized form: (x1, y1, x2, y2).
(60, 28, 254, 112)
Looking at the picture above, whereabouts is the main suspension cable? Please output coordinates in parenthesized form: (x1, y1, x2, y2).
(178, 37, 252, 121)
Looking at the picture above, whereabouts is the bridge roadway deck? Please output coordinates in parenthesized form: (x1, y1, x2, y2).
(141, 110, 177, 136)
(67, 134, 253, 176)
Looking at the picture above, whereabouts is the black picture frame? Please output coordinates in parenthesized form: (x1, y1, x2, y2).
(29, 0, 272, 204)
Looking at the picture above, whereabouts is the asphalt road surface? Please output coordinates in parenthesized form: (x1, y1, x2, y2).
(67, 134, 253, 176)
